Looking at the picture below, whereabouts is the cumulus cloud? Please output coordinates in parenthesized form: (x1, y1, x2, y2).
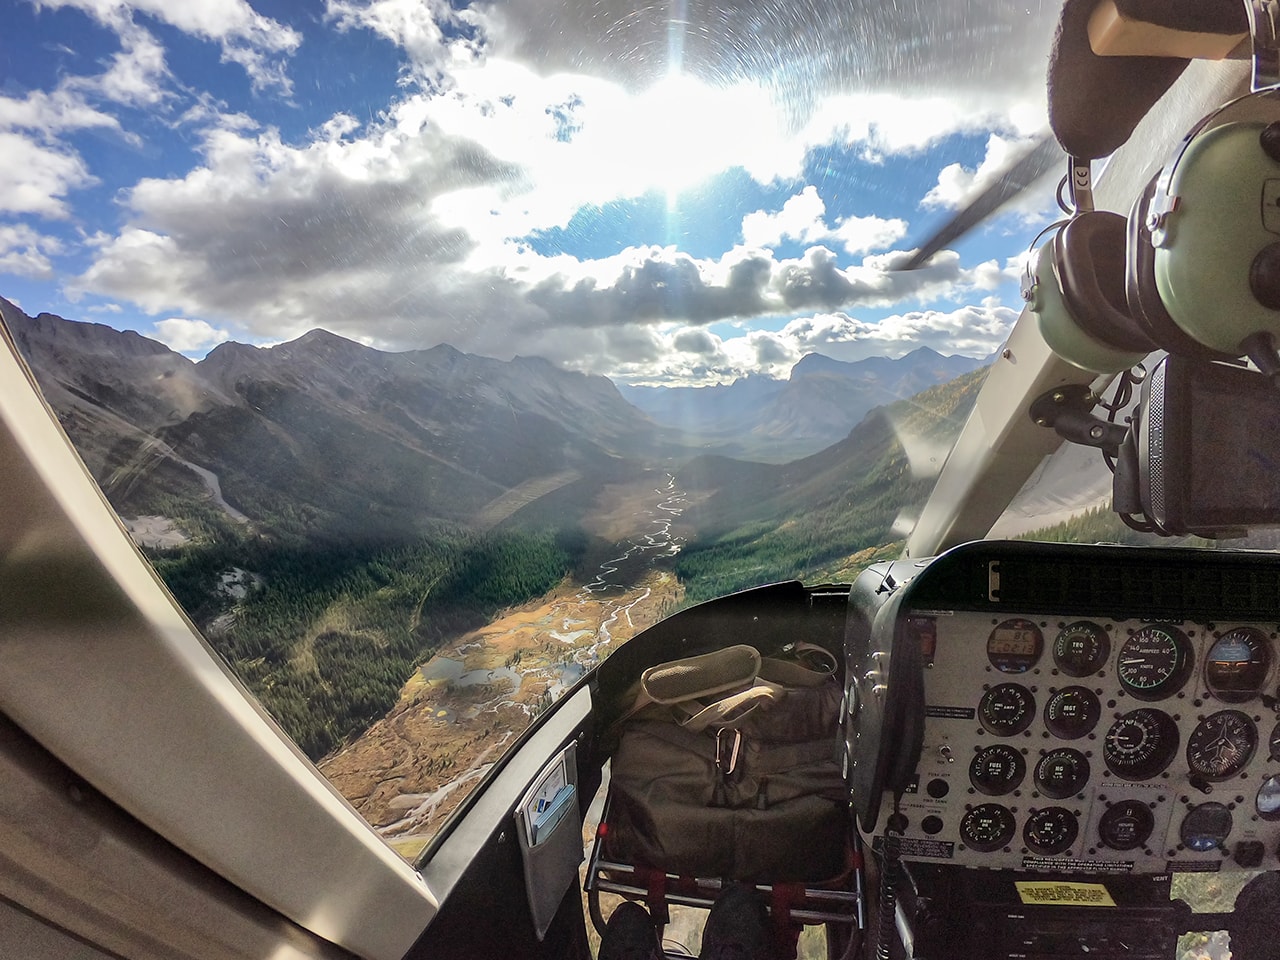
(33, 0, 301, 93)
(326, 0, 482, 85)
(922, 133, 1052, 216)
(0, 224, 64, 278)
(75, 19, 170, 107)
(742, 185, 907, 255)
(0, 88, 121, 219)
(151, 317, 231, 352)
(781, 300, 1018, 362)
(0, 132, 96, 218)
(46, 2, 1046, 384)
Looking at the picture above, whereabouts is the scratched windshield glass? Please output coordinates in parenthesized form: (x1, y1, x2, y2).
(2, 0, 1079, 857)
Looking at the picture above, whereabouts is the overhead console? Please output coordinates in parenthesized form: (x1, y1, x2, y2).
(845, 541, 1280, 876)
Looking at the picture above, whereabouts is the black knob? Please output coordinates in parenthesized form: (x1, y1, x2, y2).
(926, 778, 950, 799)
(1262, 122, 1280, 165)
(1250, 242, 1280, 310)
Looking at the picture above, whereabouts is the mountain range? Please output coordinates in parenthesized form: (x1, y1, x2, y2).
(2, 298, 664, 540)
(1, 296, 989, 543)
(619, 348, 988, 460)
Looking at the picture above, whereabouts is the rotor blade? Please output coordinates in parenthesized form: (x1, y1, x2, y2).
(902, 133, 1063, 270)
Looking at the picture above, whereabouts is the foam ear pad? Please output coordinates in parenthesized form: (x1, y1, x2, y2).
(1126, 173, 1234, 362)
(1055, 212, 1157, 354)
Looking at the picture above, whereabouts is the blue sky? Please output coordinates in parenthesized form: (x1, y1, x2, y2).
(0, 0, 1062, 384)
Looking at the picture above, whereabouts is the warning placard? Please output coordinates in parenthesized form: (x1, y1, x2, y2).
(1014, 882, 1117, 907)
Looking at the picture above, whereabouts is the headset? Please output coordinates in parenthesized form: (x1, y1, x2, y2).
(1024, 90, 1280, 377)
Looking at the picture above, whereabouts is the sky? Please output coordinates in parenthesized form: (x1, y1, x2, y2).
(0, 0, 1064, 385)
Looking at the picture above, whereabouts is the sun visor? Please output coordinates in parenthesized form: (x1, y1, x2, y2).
(1048, 0, 1248, 160)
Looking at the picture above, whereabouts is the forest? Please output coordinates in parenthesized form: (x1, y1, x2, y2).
(150, 524, 581, 759)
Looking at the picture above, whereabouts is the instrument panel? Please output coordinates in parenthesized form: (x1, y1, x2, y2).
(846, 542, 1280, 876)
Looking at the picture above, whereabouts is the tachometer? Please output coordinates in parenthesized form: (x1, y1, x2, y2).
(1186, 710, 1256, 781)
(1053, 621, 1110, 677)
(987, 618, 1043, 673)
(979, 683, 1036, 736)
(1205, 627, 1271, 703)
(1116, 625, 1193, 700)
(1103, 708, 1179, 781)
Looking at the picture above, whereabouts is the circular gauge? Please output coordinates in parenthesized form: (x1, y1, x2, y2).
(1053, 621, 1110, 677)
(1257, 775, 1280, 821)
(1180, 802, 1233, 852)
(1186, 710, 1257, 781)
(1034, 748, 1090, 799)
(1023, 807, 1078, 855)
(1043, 686, 1102, 740)
(1098, 799, 1155, 851)
(970, 744, 1026, 796)
(1205, 627, 1272, 703)
(1116, 625, 1194, 700)
(1270, 720, 1280, 761)
(979, 684, 1036, 736)
(1103, 709, 1180, 781)
(959, 804, 1016, 853)
(988, 619, 1044, 673)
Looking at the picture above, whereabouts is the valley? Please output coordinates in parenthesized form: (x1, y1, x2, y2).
(319, 474, 692, 858)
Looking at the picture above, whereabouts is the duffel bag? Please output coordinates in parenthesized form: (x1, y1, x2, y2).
(603, 643, 850, 883)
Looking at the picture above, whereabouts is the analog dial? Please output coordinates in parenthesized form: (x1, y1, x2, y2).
(1034, 748, 1090, 799)
(1098, 800, 1155, 851)
(1271, 719, 1280, 762)
(969, 744, 1026, 796)
(979, 683, 1035, 736)
(959, 804, 1016, 853)
(1205, 627, 1271, 703)
(1180, 802, 1233, 852)
(988, 619, 1043, 673)
(1116, 625, 1193, 700)
(1103, 709, 1180, 781)
(1053, 621, 1110, 677)
(1186, 710, 1257, 781)
(1043, 686, 1101, 740)
(1023, 806, 1078, 856)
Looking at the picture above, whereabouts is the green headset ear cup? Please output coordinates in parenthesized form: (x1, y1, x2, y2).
(1030, 242, 1148, 375)
(1055, 212, 1157, 354)
(1153, 120, 1280, 355)
(1126, 172, 1234, 362)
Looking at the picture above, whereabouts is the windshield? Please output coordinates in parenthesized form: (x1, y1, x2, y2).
(0, 0, 1140, 859)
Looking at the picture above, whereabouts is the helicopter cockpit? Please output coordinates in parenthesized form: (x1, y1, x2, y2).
(7, 1, 1280, 960)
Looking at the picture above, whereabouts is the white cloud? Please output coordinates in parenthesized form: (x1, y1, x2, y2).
(781, 301, 1018, 362)
(78, 20, 170, 107)
(33, 0, 301, 93)
(326, 0, 482, 84)
(0, 88, 121, 134)
(151, 317, 230, 352)
(0, 131, 96, 218)
(742, 186, 908, 256)
(0, 223, 64, 278)
(742, 186, 829, 248)
(922, 133, 1050, 214)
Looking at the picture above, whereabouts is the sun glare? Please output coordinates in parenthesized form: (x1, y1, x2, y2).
(613, 73, 777, 199)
